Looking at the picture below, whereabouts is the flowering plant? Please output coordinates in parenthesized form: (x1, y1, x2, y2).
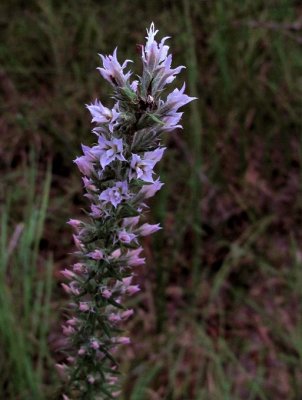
(58, 23, 195, 399)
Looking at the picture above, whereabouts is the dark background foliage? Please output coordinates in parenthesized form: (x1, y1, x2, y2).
(1, 0, 302, 399)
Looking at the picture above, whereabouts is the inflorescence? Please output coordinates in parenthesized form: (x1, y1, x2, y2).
(58, 23, 195, 399)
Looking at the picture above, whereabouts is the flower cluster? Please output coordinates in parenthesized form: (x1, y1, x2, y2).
(59, 23, 195, 399)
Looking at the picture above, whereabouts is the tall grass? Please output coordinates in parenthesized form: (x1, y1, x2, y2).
(183, 0, 203, 290)
(0, 159, 56, 399)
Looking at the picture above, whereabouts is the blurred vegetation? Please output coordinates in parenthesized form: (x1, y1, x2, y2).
(1, 0, 302, 399)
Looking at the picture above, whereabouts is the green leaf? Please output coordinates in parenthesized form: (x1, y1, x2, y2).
(145, 112, 165, 126)
(118, 203, 139, 218)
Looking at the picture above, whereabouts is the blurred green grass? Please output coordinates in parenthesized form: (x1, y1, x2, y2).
(1, 0, 302, 398)
(0, 158, 57, 399)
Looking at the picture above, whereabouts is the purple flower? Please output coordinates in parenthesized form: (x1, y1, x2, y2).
(61, 269, 75, 280)
(66, 317, 79, 326)
(122, 276, 133, 287)
(109, 248, 122, 260)
(142, 23, 185, 93)
(82, 177, 97, 191)
(126, 285, 140, 295)
(98, 48, 132, 87)
(90, 204, 103, 218)
(143, 23, 170, 70)
(87, 375, 96, 384)
(67, 219, 82, 231)
(118, 229, 137, 244)
(139, 179, 164, 199)
(56, 363, 68, 379)
(92, 135, 125, 169)
(73, 234, 84, 251)
(108, 313, 121, 323)
(72, 263, 86, 274)
(99, 181, 129, 208)
(157, 84, 196, 131)
(79, 302, 90, 312)
(145, 147, 166, 163)
(137, 223, 161, 236)
(63, 324, 76, 336)
(62, 282, 80, 296)
(161, 112, 183, 131)
(86, 100, 120, 132)
(130, 148, 165, 182)
(164, 83, 197, 112)
(130, 80, 139, 92)
(130, 153, 154, 182)
(74, 155, 94, 176)
(126, 247, 145, 266)
(114, 336, 131, 345)
(91, 339, 100, 350)
(121, 309, 134, 319)
(101, 289, 112, 299)
(122, 216, 140, 229)
(87, 249, 104, 260)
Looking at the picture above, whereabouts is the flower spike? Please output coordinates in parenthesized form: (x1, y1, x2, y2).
(60, 23, 196, 399)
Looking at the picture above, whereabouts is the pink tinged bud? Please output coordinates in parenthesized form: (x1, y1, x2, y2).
(139, 179, 164, 199)
(66, 317, 78, 326)
(74, 155, 94, 176)
(130, 80, 138, 92)
(127, 285, 140, 295)
(84, 193, 94, 201)
(108, 313, 121, 323)
(102, 289, 112, 299)
(118, 230, 136, 244)
(82, 177, 96, 191)
(90, 204, 103, 218)
(62, 324, 75, 336)
(62, 282, 80, 296)
(63, 395, 70, 400)
(56, 363, 68, 379)
(81, 144, 95, 160)
(127, 247, 145, 266)
(78, 347, 86, 356)
(115, 336, 131, 345)
(122, 276, 133, 287)
(67, 356, 75, 364)
(79, 302, 90, 312)
(112, 391, 122, 398)
(67, 219, 82, 230)
(87, 374, 96, 384)
(138, 223, 161, 236)
(61, 283, 72, 295)
(73, 263, 86, 273)
(108, 375, 119, 385)
(88, 249, 104, 260)
(61, 269, 75, 280)
(110, 248, 122, 259)
(73, 234, 84, 250)
(91, 339, 100, 350)
(122, 216, 140, 228)
(121, 309, 134, 320)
